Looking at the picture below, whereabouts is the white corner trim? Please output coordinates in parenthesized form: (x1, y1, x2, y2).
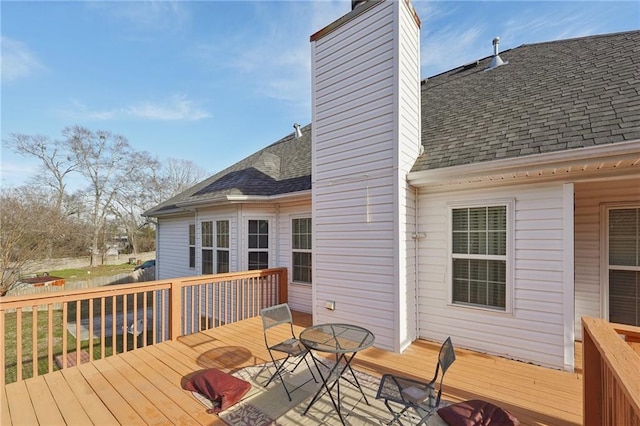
(562, 182, 575, 371)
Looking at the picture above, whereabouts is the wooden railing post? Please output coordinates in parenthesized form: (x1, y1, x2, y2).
(169, 280, 181, 341)
(278, 268, 288, 305)
(582, 319, 602, 426)
(0, 308, 5, 386)
(582, 316, 640, 426)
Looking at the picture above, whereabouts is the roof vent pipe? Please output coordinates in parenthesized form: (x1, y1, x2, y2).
(352, 0, 367, 10)
(485, 36, 508, 71)
(293, 123, 302, 138)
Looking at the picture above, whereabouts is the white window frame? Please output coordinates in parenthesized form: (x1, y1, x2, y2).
(188, 223, 196, 269)
(447, 199, 515, 314)
(245, 217, 271, 270)
(291, 216, 312, 285)
(201, 220, 214, 275)
(600, 203, 640, 323)
(216, 220, 230, 273)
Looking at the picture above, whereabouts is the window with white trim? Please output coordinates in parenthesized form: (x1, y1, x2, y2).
(188, 224, 196, 268)
(292, 217, 312, 284)
(201, 221, 214, 274)
(216, 220, 230, 273)
(608, 207, 640, 326)
(248, 219, 269, 270)
(451, 205, 507, 310)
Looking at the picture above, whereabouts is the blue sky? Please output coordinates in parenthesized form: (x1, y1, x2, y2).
(2, 1, 639, 189)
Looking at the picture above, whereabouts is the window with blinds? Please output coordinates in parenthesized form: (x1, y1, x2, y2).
(451, 206, 507, 310)
(608, 207, 640, 326)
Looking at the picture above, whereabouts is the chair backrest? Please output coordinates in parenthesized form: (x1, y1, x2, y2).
(438, 337, 456, 374)
(260, 303, 293, 331)
(432, 337, 455, 407)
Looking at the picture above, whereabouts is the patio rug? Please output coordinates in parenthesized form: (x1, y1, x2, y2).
(191, 361, 450, 425)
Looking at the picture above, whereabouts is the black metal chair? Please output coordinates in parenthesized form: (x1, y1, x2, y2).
(260, 303, 317, 401)
(376, 337, 456, 425)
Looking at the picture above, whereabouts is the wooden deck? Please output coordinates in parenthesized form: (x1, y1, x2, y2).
(3, 312, 583, 425)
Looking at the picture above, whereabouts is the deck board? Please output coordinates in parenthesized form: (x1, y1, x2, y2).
(59, 366, 120, 424)
(3, 312, 583, 425)
(23, 375, 66, 425)
(76, 362, 147, 425)
(42, 371, 94, 425)
(5, 380, 38, 425)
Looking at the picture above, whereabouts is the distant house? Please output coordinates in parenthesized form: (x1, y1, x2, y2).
(145, 0, 640, 371)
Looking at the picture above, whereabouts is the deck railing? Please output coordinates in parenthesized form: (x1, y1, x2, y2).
(582, 316, 640, 426)
(0, 268, 287, 385)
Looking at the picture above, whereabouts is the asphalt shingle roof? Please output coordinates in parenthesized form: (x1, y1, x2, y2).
(144, 124, 311, 216)
(412, 30, 640, 172)
(146, 31, 640, 216)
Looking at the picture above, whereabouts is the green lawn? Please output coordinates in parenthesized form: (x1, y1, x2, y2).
(46, 263, 137, 282)
(3, 307, 150, 384)
(4, 262, 157, 384)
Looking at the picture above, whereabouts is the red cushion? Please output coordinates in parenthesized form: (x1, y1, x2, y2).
(183, 368, 251, 413)
(437, 400, 520, 426)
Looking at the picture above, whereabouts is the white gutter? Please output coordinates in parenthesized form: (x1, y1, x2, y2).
(408, 140, 640, 186)
(174, 190, 312, 208)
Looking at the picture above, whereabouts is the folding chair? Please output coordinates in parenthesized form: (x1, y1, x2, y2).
(376, 337, 456, 425)
(260, 303, 317, 401)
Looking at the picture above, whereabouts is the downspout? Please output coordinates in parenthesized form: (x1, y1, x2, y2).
(414, 185, 420, 339)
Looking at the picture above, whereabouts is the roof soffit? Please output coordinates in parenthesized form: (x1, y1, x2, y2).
(408, 140, 640, 190)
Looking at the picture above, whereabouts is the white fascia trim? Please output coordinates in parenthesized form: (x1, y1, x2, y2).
(408, 140, 640, 185)
(225, 190, 311, 203)
(175, 190, 311, 208)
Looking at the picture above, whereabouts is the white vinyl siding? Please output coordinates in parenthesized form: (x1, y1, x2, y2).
(418, 183, 570, 369)
(157, 215, 197, 280)
(311, 0, 420, 351)
(276, 201, 313, 313)
(574, 178, 640, 338)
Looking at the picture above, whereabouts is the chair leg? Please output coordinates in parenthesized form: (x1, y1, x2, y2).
(384, 400, 409, 425)
(303, 354, 318, 383)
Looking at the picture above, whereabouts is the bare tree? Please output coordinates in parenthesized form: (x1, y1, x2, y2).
(0, 187, 58, 295)
(5, 133, 78, 212)
(153, 158, 208, 204)
(64, 126, 140, 266)
(111, 151, 161, 254)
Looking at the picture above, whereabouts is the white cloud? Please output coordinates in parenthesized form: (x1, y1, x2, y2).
(0, 160, 40, 188)
(86, 1, 190, 34)
(57, 95, 211, 122)
(192, 1, 345, 108)
(0, 36, 45, 82)
(126, 95, 211, 121)
(421, 23, 487, 77)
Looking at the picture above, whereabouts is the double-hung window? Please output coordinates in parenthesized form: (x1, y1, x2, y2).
(201, 220, 230, 274)
(292, 217, 312, 284)
(607, 206, 640, 326)
(188, 224, 196, 268)
(201, 221, 214, 274)
(216, 220, 230, 273)
(451, 204, 509, 311)
(248, 219, 269, 270)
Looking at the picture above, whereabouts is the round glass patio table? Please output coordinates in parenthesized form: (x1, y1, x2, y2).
(299, 323, 375, 425)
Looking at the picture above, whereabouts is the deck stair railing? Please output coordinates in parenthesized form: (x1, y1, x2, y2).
(582, 316, 640, 426)
(0, 267, 288, 385)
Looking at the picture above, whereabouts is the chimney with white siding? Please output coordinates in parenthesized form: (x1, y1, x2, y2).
(310, 0, 422, 352)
